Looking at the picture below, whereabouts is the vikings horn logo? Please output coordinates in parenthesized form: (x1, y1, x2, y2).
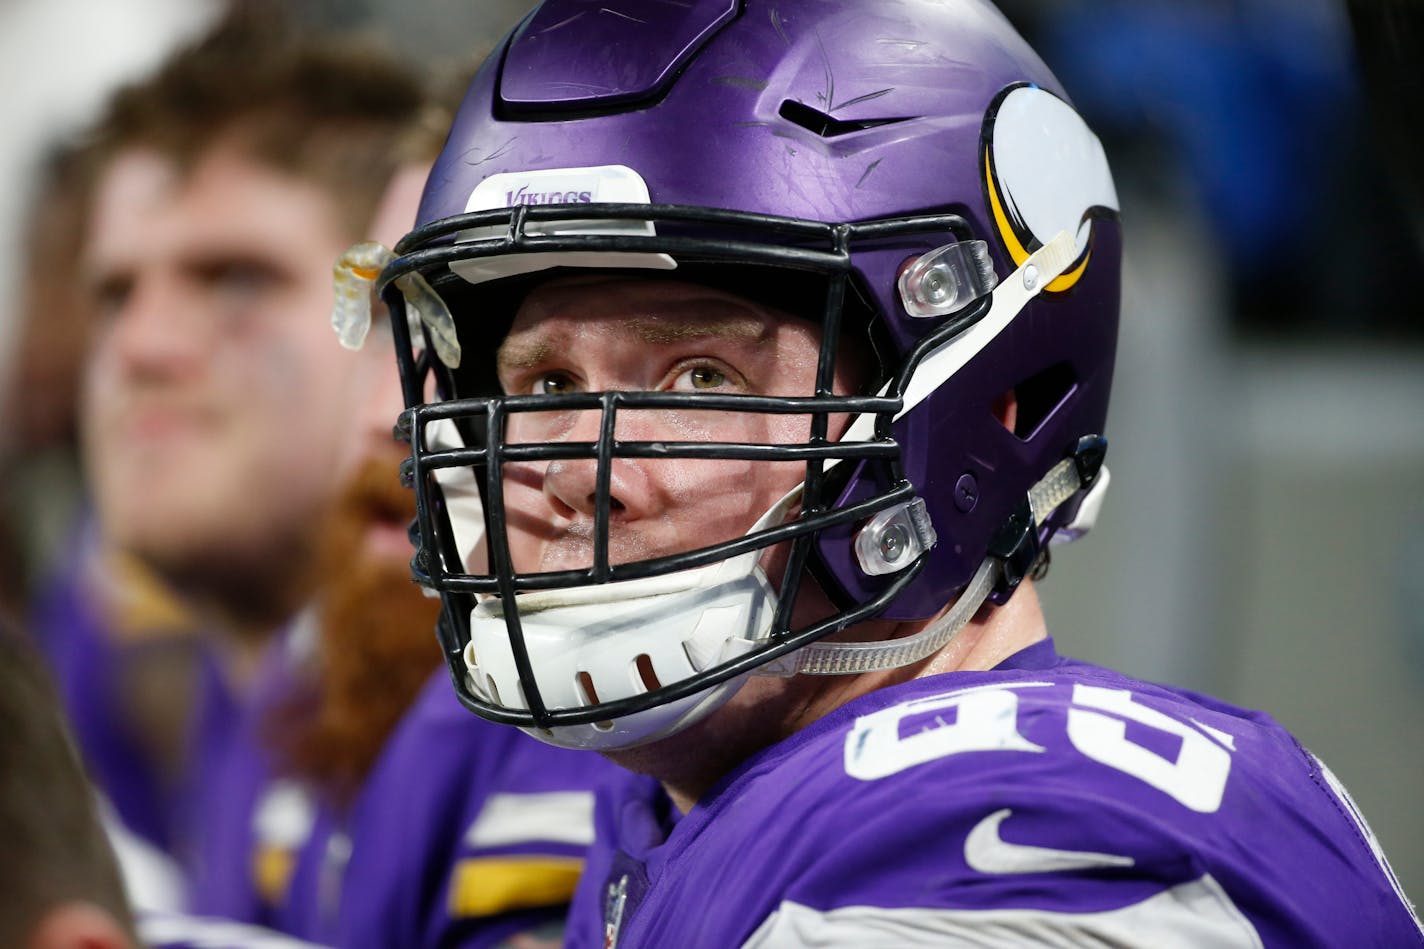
(983, 85, 1120, 293)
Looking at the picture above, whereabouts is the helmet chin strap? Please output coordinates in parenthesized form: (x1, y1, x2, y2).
(769, 452, 1102, 677)
(460, 491, 803, 750)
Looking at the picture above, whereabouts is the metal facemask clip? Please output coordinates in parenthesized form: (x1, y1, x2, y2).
(855, 498, 937, 576)
(897, 240, 998, 318)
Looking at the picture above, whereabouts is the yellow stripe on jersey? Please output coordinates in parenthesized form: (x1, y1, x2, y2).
(447, 856, 585, 918)
(107, 548, 196, 637)
(252, 846, 296, 905)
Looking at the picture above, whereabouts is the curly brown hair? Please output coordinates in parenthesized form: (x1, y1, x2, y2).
(88, 2, 426, 239)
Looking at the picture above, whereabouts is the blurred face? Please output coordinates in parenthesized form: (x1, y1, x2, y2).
(263, 163, 440, 802)
(79, 143, 369, 624)
(496, 276, 860, 578)
(336, 161, 433, 569)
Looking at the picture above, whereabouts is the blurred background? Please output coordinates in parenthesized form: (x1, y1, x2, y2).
(1, 0, 1419, 904)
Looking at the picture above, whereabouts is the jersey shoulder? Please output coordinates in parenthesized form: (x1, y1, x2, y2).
(641, 663, 1421, 948)
(334, 674, 622, 948)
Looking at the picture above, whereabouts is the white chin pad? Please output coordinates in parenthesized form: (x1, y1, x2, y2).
(463, 547, 777, 751)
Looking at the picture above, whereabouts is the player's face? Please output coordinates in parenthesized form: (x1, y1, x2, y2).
(80, 144, 367, 596)
(496, 276, 860, 578)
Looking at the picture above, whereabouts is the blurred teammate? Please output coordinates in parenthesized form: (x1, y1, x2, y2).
(73, 6, 423, 923)
(13, 138, 202, 860)
(380, 0, 1424, 945)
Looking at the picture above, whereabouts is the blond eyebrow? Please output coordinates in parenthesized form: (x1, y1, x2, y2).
(496, 339, 554, 372)
(632, 308, 769, 344)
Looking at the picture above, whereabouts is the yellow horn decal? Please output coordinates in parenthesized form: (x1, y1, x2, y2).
(983, 144, 1090, 293)
(985, 145, 1031, 268)
(1047, 250, 1090, 292)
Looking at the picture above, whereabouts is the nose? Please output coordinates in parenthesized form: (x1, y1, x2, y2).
(534, 405, 657, 523)
(105, 278, 206, 379)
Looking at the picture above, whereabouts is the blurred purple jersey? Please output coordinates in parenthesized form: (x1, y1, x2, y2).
(185, 624, 309, 926)
(31, 524, 191, 852)
(567, 638, 1423, 948)
(276, 670, 623, 949)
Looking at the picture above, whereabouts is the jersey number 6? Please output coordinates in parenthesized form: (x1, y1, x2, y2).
(844, 682, 1233, 814)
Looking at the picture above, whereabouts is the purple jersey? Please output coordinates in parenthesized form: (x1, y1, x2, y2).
(186, 623, 311, 926)
(277, 670, 623, 949)
(31, 525, 184, 851)
(568, 639, 1423, 948)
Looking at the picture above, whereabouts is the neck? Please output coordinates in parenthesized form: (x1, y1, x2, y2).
(201, 610, 288, 698)
(920, 578, 1047, 677)
(616, 579, 1049, 814)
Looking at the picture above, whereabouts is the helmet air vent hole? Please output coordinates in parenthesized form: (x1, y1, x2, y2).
(634, 654, 662, 693)
(578, 669, 618, 726)
(485, 675, 501, 705)
(777, 99, 913, 138)
(995, 363, 1077, 441)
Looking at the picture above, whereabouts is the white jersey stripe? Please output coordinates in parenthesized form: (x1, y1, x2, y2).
(1314, 755, 1424, 938)
(740, 875, 1264, 949)
(139, 912, 331, 948)
(462, 790, 596, 848)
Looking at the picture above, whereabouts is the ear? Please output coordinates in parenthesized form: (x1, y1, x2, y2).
(24, 903, 135, 949)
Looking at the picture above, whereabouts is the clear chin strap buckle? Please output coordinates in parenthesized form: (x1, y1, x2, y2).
(897, 240, 998, 318)
(855, 498, 937, 576)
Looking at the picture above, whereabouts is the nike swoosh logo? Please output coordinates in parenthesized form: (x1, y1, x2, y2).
(965, 808, 1136, 875)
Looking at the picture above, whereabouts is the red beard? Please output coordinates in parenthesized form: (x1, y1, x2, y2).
(264, 446, 441, 810)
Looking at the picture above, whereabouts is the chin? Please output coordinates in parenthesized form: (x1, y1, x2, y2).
(605, 675, 796, 774)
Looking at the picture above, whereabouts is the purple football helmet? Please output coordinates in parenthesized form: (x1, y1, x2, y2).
(381, 0, 1120, 749)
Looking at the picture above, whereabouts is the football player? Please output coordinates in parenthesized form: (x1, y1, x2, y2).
(74, 6, 425, 924)
(380, 0, 1423, 945)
